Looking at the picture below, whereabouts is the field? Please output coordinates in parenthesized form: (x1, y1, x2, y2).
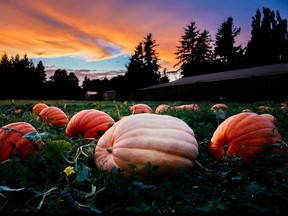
(0, 99, 288, 214)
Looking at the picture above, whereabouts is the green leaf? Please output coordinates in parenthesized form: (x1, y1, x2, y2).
(75, 164, 90, 183)
(44, 140, 72, 162)
(86, 202, 102, 214)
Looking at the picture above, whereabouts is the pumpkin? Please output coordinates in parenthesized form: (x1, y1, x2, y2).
(258, 105, 275, 110)
(37, 106, 69, 127)
(32, 103, 49, 115)
(280, 103, 287, 109)
(211, 103, 228, 110)
(130, 104, 153, 114)
(155, 104, 170, 113)
(65, 109, 115, 140)
(0, 122, 44, 162)
(175, 104, 200, 111)
(210, 112, 283, 163)
(95, 113, 199, 178)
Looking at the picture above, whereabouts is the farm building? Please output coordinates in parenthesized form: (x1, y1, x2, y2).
(103, 90, 117, 101)
(85, 91, 98, 100)
(139, 63, 288, 101)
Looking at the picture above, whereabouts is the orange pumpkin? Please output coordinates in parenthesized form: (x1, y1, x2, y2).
(95, 113, 199, 178)
(155, 104, 170, 113)
(130, 104, 153, 114)
(65, 109, 115, 140)
(210, 112, 283, 163)
(258, 105, 275, 110)
(37, 106, 69, 127)
(211, 103, 228, 110)
(175, 104, 200, 111)
(32, 103, 49, 115)
(0, 122, 44, 162)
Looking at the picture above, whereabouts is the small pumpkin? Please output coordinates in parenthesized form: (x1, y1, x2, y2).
(258, 105, 275, 110)
(175, 104, 200, 111)
(130, 103, 153, 114)
(95, 113, 198, 178)
(211, 103, 228, 110)
(65, 109, 115, 140)
(280, 103, 287, 109)
(155, 104, 170, 113)
(32, 103, 49, 115)
(0, 122, 44, 162)
(37, 106, 69, 127)
(210, 112, 283, 163)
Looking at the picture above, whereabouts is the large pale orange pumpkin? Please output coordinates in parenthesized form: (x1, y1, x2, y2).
(65, 109, 115, 140)
(0, 122, 44, 162)
(130, 104, 153, 114)
(37, 106, 69, 127)
(210, 112, 283, 163)
(95, 113, 198, 178)
(32, 103, 49, 115)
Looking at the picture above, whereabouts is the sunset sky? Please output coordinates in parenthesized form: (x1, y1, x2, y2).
(0, 0, 287, 83)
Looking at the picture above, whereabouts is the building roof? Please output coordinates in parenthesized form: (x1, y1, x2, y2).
(141, 63, 288, 90)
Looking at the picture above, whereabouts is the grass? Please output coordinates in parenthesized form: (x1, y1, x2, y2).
(0, 99, 288, 214)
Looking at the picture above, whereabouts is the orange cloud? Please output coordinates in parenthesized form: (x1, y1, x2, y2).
(1, 0, 270, 72)
(0, 0, 191, 71)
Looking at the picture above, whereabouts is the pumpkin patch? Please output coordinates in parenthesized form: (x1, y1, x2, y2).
(0, 100, 287, 214)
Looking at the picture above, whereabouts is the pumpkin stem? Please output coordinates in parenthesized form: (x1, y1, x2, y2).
(107, 148, 113, 153)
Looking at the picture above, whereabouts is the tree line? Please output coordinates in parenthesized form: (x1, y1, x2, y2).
(0, 7, 287, 100)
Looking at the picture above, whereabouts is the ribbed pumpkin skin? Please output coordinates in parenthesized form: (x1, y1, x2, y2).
(37, 106, 69, 127)
(65, 109, 115, 140)
(130, 104, 153, 114)
(210, 112, 283, 162)
(0, 122, 44, 162)
(95, 113, 198, 177)
(32, 103, 49, 115)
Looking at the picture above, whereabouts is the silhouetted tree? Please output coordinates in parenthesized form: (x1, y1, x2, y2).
(245, 7, 288, 66)
(124, 33, 162, 99)
(49, 69, 82, 99)
(214, 17, 244, 70)
(159, 68, 170, 84)
(142, 33, 161, 86)
(0, 53, 12, 98)
(126, 42, 145, 90)
(175, 21, 213, 77)
(193, 29, 214, 73)
(35, 61, 47, 84)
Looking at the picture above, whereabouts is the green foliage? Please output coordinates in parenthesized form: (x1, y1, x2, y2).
(0, 100, 288, 214)
(44, 140, 72, 162)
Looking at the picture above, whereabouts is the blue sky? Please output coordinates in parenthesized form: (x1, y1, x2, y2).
(0, 0, 287, 83)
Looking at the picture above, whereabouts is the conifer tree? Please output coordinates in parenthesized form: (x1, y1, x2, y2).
(214, 17, 243, 70)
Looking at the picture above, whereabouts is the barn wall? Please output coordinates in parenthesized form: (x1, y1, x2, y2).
(139, 74, 287, 101)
